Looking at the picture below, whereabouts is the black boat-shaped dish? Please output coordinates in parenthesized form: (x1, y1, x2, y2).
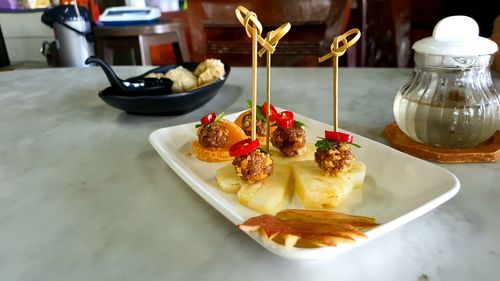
(93, 59, 230, 115)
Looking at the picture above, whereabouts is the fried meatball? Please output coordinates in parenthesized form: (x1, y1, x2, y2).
(197, 121, 229, 148)
(242, 113, 267, 137)
(314, 142, 355, 176)
(232, 149, 273, 183)
(271, 126, 306, 157)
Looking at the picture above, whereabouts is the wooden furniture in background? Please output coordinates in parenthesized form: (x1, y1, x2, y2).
(356, 0, 497, 67)
(163, 0, 495, 67)
(93, 20, 190, 65)
(187, 0, 352, 66)
(357, 0, 411, 67)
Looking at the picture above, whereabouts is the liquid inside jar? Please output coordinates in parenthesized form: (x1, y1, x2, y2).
(394, 55, 500, 148)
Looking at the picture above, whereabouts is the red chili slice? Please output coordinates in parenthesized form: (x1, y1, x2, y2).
(276, 111, 294, 129)
(200, 112, 216, 125)
(229, 138, 260, 157)
(260, 102, 278, 122)
(325, 130, 353, 143)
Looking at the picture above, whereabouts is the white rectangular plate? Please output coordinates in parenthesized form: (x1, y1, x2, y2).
(149, 111, 460, 260)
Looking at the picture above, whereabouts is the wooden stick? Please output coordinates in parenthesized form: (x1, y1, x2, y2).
(251, 24, 258, 142)
(266, 33, 271, 151)
(235, 6, 275, 55)
(234, 6, 290, 144)
(333, 40, 338, 132)
(318, 28, 361, 133)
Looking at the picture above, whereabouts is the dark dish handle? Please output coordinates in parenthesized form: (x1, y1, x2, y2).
(85, 56, 129, 91)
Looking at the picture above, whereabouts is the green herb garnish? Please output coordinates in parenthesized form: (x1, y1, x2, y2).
(214, 111, 224, 122)
(315, 138, 337, 151)
(293, 120, 307, 128)
(195, 112, 224, 128)
(246, 100, 266, 121)
(314, 137, 361, 150)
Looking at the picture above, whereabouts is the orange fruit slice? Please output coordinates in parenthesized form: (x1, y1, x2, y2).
(234, 110, 251, 130)
(220, 119, 248, 146)
(192, 119, 247, 162)
(234, 110, 277, 143)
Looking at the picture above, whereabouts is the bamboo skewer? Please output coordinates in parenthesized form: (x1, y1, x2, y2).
(251, 25, 258, 141)
(235, 6, 291, 146)
(235, 6, 268, 143)
(259, 23, 290, 150)
(235, 6, 275, 54)
(318, 28, 361, 132)
(236, 6, 290, 145)
(333, 40, 339, 132)
(266, 33, 271, 150)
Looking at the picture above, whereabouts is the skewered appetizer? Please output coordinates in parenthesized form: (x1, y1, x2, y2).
(223, 138, 292, 214)
(230, 139, 273, 183)
(292, 131, 366, 209)
(270, 110, 307, 157)
(215, 138, 293, 214)
(191, 112, 247, 162)
(234, 101, 277, 143)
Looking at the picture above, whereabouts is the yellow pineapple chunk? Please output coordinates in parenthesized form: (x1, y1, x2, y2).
(292, 160, 366, 209)
(215, 163, 242, 193)
(345, 161, 366, 188)
(237, 164, 292, 214)
(268, 144, 315, 166)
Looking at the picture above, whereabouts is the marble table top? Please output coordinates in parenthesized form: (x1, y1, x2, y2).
(0, 66, 498, 281)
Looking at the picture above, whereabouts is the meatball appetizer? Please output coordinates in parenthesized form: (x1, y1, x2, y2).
(291, 131, 365, 209)
(198, 118, 229, 148)
(235, 101, 278, 143)
(314, 131, 359, 176)
(271, 111, 307, 157)
(230, 138, 273, 183)
(191, 112, 247, 162)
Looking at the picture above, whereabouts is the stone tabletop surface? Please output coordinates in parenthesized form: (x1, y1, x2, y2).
(0, 66, 498, 281)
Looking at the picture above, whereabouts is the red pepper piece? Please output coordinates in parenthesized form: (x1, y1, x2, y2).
(276, 111, 294, 129)
(325, 130, 353, 143)
(260, 102, 278, 122)
(229, 138, 260, 157)
(200, 112, 216, 125)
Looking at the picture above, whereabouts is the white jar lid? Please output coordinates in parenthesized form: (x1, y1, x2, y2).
(413, 16, 498, 56)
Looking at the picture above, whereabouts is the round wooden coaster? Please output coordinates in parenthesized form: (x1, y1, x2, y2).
(384, 122, 500, 163)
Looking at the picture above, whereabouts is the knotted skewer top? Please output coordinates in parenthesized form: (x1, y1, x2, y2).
(318, 28, 361, 62)
(258, 23, 291, 57)
(235, 6, 275, 54)
(318, 28, 361, 133)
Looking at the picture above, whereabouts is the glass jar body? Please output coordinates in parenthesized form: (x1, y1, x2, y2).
(394, 53, 500, 148)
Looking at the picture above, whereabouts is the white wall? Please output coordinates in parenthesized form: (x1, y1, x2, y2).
(0, 11, 54, 63)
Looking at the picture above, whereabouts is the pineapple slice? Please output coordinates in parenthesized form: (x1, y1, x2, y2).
(292, 160, 366, 209)
(237, 164, 292, 214)
(345, 161, 366, 188)
(215, 163, 242, 193)
(269, 144, 316, 166)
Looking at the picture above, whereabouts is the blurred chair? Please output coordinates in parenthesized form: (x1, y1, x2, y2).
(93, 20, 190, 65)
(187, 0, 352, 66)
(358, 0, 411, 67)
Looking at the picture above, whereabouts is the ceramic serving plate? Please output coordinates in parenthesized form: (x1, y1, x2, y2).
(148, 110, 460, 260)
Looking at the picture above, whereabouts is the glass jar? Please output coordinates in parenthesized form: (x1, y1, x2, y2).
(393, 16, 500, 148)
